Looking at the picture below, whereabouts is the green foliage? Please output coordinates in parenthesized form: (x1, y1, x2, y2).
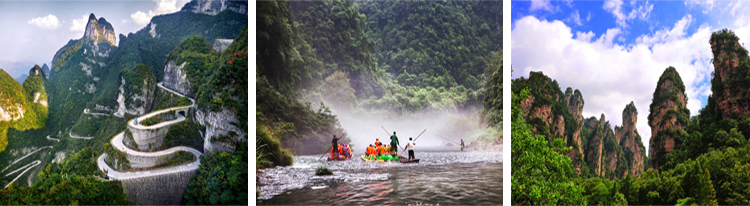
(103, 142, 129, 170)
(255, 120, 294, 168)
(184, 144, 248, 205)
(120, 64, 156, 98)
(482, 51, 503, 127)
(315, 166, 333, 176)
(42, 147, 101, 177)
(0, 67, 49, 153)
(162, 119, 204, 152)
(358, 0, 502, 90)
(159, 151, 194, 167)
(512, 88, 586, 205)
(0, 173, 129, 205)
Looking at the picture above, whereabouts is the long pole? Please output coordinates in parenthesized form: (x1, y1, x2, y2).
(432, 132, 460, 145)
(319, 134, 346, 159)
(400, 129, 427, 156)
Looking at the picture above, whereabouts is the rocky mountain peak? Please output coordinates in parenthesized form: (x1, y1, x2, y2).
(29, 64, 44, 77)
(648, 66, 689, 170)
(615, 101, 645, 177)
(709, 29, 750, 120)
(83, 13, 117, 46)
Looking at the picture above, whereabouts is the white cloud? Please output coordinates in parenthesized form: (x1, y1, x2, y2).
(685, 0, 715, 14)
(530, 0, 553, 12)
(602, 0, 654, 28)
(512, 16, 713, 155)
(69, 15, 89, 32)
(565, 10, 584, 26)
(636, 15, 693, 46)
(131, 11, 152, 25)
(130, 0, 190, 26)
(28, 14, 61, 30)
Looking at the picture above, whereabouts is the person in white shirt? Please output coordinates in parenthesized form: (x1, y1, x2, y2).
(406, 137, 416, 161)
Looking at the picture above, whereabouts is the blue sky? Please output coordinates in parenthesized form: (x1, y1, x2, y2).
(511, 0, 750, 152)
(0, 0, 191, 78)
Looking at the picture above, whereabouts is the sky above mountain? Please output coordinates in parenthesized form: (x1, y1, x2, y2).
(511, 0, 750, 154)
(0, 0, 190, 78)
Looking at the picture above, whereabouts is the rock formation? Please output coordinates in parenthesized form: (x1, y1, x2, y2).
(83, 14, 117, 46)
(513, 71, 647, 178)
(709, 29, 750, 120)
(614, 102, 646, 177)
(564, 88, 585, 173)
(162, 61, 192, 97)
(114, 65, 156, 117)
(648, 66, 689, 170)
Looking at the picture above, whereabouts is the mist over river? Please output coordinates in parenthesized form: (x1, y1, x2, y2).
(257, 147, 502, 205)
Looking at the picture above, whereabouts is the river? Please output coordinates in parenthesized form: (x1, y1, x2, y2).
(257, 147, 502, 205)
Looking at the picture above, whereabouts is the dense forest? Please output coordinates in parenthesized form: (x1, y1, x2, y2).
(513, 29, 750, 205)
(257, 0, 503, 171)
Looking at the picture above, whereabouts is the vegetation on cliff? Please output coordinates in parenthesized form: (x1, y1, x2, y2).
(648, 67, 690, 170)
(0, 66, 48, 153)
(184, 143, 248, 205)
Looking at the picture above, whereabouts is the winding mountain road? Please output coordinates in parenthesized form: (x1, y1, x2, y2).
(1, 146, 52, 173)
(97, 82, 201, 180)
(4, 160, 40, 188)
(69, 131, 93, 140)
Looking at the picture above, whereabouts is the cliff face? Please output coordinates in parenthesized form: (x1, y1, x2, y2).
(162, 61, 192, 97)
(115, 65, 156, 117)
(196, 107, 246, 153)
(648, 67, 689, 170)
(83, 14, 117, 46)
(709, 29, 750, 120)
(614, 102, 646, 177)
(564, 88, 585, 173)
(514, 71, 647, 178)
(585, 114, 615, 177)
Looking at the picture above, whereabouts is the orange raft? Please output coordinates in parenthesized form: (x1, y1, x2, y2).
(327, 154, 352, 161)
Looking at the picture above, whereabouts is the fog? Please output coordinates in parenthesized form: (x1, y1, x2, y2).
(330, 105, 486, 151)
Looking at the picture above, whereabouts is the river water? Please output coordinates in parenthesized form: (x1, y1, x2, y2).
(257, 147, 502, 205)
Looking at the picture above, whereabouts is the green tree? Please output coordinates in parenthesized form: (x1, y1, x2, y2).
(512, 88, 585, 205)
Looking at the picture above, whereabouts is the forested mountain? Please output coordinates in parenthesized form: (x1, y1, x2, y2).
(0, 66, 48, 153)
(0, 0, 248, 204)
(513, 29, 750, 205)
(358, 0, 501, 90)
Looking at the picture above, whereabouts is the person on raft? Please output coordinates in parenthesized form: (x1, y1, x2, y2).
(366, 144, 375, 160)
(406, 137, 416, 161)
(342, 144, 352, 158)
(332, 134, 344, 155)
(390, 131, 399, 155)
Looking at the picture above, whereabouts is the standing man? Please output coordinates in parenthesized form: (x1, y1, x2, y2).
(332, 134, 344, 155)
(390, 131, 399, 155)
(461, 139, 465, 151)
(406, 137, 416, 161)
